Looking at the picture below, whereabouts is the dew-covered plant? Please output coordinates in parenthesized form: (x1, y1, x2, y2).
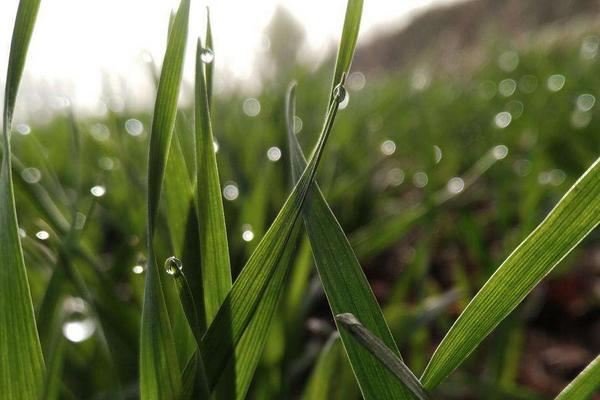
(1, 0, 599, 399)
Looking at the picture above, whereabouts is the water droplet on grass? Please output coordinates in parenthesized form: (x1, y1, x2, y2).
(90, 185, 106, 197)
(164, 256, 183, 276)
(200, 48, 214, 64)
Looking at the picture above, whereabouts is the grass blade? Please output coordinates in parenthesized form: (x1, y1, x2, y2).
(421, 157, 600, 389)
(194, 38, 232, 324)
(0, 0, 45, 398)
(555, 355, 600, 400)
(286, 84, 413, 399)
(336, 313, 430, 400)
(140, 0, 190, 398)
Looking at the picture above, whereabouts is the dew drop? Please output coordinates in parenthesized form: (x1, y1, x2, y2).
(576, 94, 595, 112)
(293, 116, 303, 133)
(223, 183, 239, 201)
(267, 146, 282, 162)
(243, 98, 261, 117)
(493, 145, 509, 160)
(413, 171, 428, 188)
(494, 112, 512, 129)
(132, 265, 145, 274)
(213, 140, 219, 153)
(241, 224, 255, 242)
(447, 177, 465, 194)
(90, 185, 106, 197)
(547, 74, 566, 92)
(498, 50, 519, 72)
(385, 168, 404, 187)
(90, 123, 110, 141)
(498, 79, 517, 97)
(333, 84, 347, 104)
(21, 167, 41, 184)
(164, 256, 183, 276)
(433, 145, 443, 164)
(62, 297, 96, 343)
(98, 157, 115, 171)
(15, 123, 31, 135)
(200, 48, 214, 64)
(347, 72, 366, 91)
(36, 230, 49, 240)
(125, 118, 144, 136)
(380, 140, 396, 156)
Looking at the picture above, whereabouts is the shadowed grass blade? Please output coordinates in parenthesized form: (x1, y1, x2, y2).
(555, 355, 600, 400)
(0, 0, 45, 399)
(421, 157, 600, 390)
(194, 38, 232, 324)
(285, 84, 413, 400)
(336, 313, 429, 400)
(140, 0, 190, 398)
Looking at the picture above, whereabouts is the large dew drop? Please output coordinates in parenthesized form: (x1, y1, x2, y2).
(200, 48, 214, 64)
(164, 256, 183, 276)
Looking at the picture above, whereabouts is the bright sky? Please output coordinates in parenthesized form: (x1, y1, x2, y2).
(0, 0, 454, 113)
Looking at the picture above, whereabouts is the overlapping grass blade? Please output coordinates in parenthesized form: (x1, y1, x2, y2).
(194, 37, 232, 324)
(421, 157, 600, 390)
(286, 84, 413, 399)
(197, 2, 362, 395)
(555, 355, 600, 400)
(0, 0, 45, 398)
(139, 0, 190, 398)
(336, 313, 429, 400)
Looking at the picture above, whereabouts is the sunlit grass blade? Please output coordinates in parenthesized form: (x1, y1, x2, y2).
(199, 86, 342, 394)
(140, 0, 190, 398)
(421, 157, 600, 390)
(194, 38, 232, 324)
(555, 354, 600, 400)
(0, 0, 45, 398)
(205, 7, 214, 105)
(336, 313, 429, 400)
(286, 83, 413, 399)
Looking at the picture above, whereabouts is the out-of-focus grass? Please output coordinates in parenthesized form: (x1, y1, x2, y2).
(8, 25, 600, 398)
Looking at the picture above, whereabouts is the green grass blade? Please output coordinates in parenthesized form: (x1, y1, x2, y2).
(140, 0, 190, 398)
(285, 84, 413, 400)
(205, 7, 214, 105)
(421, 157, 600, 390)
(194, 38, 232, 324)
(327, 0, 363, 104)
(336, 313, 430, 400)
(555, 355, 600, 400)
(0, 0, 45, 399)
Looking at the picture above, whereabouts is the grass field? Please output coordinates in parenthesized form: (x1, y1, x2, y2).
(1, 0, 599, 399)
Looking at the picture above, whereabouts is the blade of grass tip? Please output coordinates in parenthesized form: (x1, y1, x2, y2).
(199, 74, 346, 396)
(194, 37, 232, 325)
(1, 0, 45, 399)
(140, 0, 190, 398)
(421, 157, 600, 390)
(204, 7, 214, 105)
(286, 83, 413, 399)
(555, 355, 600, 400)
(336, 314, 430, 400)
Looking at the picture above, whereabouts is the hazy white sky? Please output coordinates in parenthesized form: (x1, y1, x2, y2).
(0, 0, 454, 111)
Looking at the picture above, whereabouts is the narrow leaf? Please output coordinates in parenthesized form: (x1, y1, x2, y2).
(140, 1, 190, 398)
(555, 355, 600, 400)
(336, 313, 430, 400)
(194, 38, 232, 324)
(421, 157, 600, 389)
(0, 0, 45, 399)
(286, 84, 413, 399)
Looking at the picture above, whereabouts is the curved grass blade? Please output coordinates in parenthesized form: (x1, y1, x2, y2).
(194, 38, 232, 324)
(140, 0, 190, 398)
(0, 0, 45, 398)
(555, 355, 600, 400)
(200, 85, 343, 395)
(421, 157, 600, 390)
(286, 84, 413, 400)
(336, 313, 429, 400)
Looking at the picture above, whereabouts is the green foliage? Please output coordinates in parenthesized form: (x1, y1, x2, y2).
(0, 0, 45, 399)
(2, 0, 599, 398)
